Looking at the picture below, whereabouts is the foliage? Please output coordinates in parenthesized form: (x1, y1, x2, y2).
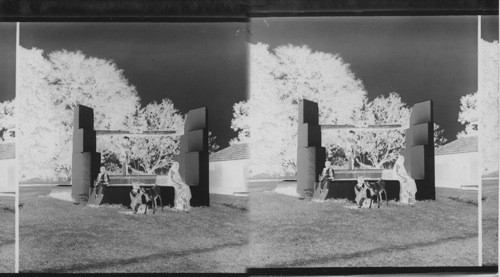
(0, 100, 15, 142)
(457, 40, 499, 174)
(344, 93, 411, 169)
(17, 47, 58, 179)
(208, 131, 220, 154)
(232, 43, 366, 175)
(17, 47, 220, 179)
(18, 47, 139, 180)
(434, 123, 447, 148)
(97, 99, 185, 175)
(232, 43, 450, 173)
(457, 92, 478, 136)
(478, 40, 499, 173)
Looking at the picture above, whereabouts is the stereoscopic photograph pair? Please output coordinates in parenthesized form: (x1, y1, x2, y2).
(0, 1, 498, 274)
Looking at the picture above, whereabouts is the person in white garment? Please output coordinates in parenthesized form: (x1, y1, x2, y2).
(394, 155, 417, 205)
(166, 161, 192, 211)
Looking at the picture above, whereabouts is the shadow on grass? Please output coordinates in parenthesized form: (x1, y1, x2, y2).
(1, 207, 14, 213)
(222, 203, 248, 212)
(262, 232, 478, 268)
(447, 197, 478, 206)
(0, 240, 15, 248)
(28, 240, 247, 273)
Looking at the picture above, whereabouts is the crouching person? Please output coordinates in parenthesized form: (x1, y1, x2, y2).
(318, 160, 335, 192)
(93, 166, 109, 199)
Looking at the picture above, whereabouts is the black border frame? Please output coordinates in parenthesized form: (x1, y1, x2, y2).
(0, 0, 498, 21)
(3, 0, 498, 275)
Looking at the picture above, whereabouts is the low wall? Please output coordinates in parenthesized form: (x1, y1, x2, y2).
(109, 175, 157, 185)
(326, 180, 401, 201)
(97, 175, 176, 207)
(209, 160, 248, 195)
(99, 185, 175, 207)
(435, 152, 479, 188)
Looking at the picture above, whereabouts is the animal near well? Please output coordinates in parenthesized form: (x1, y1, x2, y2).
(130, 184, 163, 214)
(354, 177, 388, 208)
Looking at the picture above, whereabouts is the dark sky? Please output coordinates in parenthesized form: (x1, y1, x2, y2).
(250, 16, 498, 142)
(19, 22, 249, 148)
(0, 23, 16, 102)
(0, 17, 498, 146)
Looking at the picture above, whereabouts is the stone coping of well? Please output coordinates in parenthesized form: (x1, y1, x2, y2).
(108, 175, 174, 187)
(248, 169, 424, 182)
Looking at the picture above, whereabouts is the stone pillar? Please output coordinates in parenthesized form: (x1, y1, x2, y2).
(297, 100, 326, 199)
(183, 107, 209, 207)
(71, 105, 101, 203)
(177, 134, 187, 181)
(402, 128, 413, 176)
(403, 100, 435, 200)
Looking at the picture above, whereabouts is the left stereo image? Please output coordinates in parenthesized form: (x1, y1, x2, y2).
(14, 22, 249, 273)
(0, 22, 16, 274)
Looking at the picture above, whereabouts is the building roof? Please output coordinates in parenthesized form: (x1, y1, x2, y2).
(435, 136, 478, 156)
(0, 142, 15, 160)
(210, 143, 249, 162)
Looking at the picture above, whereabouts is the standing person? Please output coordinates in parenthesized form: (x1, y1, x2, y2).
(120, 136, 133, 175)
(94, 166, 109, 198)
(166, 161, 192, 211)
(345, 130, 357, 170)
(394, 155, 417, 205)
(319, 160, 335, 192)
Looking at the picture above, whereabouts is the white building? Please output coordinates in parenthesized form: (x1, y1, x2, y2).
(435, 136, 479, 189)
(209, 143, 249, 195)
(0, 142, 16, 193)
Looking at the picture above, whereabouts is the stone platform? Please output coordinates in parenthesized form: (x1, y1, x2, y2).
(333, 169, 395, 180)
(88, 175, 176, 207)
(275, 179, 401, 202)
(318, 180, 401, 202)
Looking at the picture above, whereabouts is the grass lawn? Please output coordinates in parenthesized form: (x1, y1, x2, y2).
(0, 196, 15, 273)
(482, 178, 498, 266)
(249, 181, 479, 268)
(19, 186, 249, 273)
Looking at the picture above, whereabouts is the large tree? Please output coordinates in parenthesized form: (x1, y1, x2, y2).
(18, 47, 220, 180)
(97, 99, 185, 175)
(232, 43, 367, 175)
(17, 47, 58, 179)
(232, 43, 448, 175)
(18, 47, 140, 180)
(325, 95, 447, 169)
(348, 94, 447, 168)
(345, 92, 411, 169)
(478, 39, 499, 174)
(458, 39, 499, 174)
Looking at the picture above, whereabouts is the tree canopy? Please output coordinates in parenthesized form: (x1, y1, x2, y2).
(458, 39, 499, 174)
(232, 43, 448, 175)
(232, 43, 367, 175)
(16, 47, 201, 180)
